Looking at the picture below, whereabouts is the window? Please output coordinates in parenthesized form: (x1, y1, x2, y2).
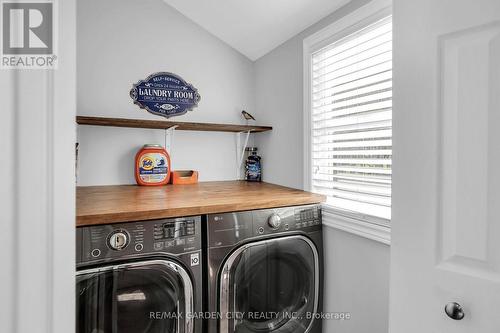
(306, 14, 392, 223)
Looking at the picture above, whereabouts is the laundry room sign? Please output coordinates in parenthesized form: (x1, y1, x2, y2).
(130, 72, 201, 118)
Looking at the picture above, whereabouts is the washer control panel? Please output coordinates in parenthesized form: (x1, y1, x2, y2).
(76, 216, 201, 264)
(154, 219, 196, 241)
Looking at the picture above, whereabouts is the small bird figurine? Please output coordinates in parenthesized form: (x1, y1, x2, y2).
(241, 110, 256, 121)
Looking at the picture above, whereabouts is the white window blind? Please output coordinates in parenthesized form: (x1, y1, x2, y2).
(310, 15, 392, 221)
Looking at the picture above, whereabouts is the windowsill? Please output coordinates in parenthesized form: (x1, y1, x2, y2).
(321, 204, 391, 245)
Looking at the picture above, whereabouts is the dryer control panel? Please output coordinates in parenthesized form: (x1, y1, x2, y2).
(76, 216, 201, 265)
(208, 204, 321, 248)
(253, 205, 322, 237)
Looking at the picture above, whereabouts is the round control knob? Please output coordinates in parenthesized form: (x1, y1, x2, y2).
(91, 249, 101, 258)
(445, 302, 465, 320)
(134, 243, 144, 252)
(108, 230, 129, 250)
(268, 213, 282, 229)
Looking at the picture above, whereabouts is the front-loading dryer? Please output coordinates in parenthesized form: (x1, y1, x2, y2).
(207, 205, 323, 333)
(76, 216, 203, 333)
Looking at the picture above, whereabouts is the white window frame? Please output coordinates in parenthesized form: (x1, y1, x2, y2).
(303, 0, 392, 238)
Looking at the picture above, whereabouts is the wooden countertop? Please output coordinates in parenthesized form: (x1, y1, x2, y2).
(76, 181, 326, 226)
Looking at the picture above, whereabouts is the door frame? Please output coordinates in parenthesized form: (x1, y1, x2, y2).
(0, 1, 76, 332)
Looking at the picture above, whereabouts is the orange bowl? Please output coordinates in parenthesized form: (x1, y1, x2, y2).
(170, 170, 199, 185)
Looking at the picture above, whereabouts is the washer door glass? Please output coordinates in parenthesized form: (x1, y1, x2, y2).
(220, 236, 318, 333)
(76, 260, 193, 333)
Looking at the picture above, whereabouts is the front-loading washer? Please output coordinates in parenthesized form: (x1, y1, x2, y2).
(76, 216, 203, 333)
(207, 204, 324, 333)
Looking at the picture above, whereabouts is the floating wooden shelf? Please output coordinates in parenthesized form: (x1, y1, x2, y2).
(76, 116, 272, 133)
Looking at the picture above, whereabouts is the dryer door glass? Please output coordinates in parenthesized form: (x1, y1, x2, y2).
(76, 260, 193, 333)
(220, 236, 318, 333)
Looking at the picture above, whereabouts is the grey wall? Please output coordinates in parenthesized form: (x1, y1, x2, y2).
(254, 0, 370, 189)
(253, 1, 391, 332)
(323, 227, 390, 333)
(77, 0, 255, 185)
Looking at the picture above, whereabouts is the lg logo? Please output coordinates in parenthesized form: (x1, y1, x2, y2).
(1, 1, 56, 68)
(2, 2, 52, 54)
(190, 252, 200, 267)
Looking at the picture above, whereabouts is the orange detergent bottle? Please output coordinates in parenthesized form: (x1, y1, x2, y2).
(135, 144, 171, 186)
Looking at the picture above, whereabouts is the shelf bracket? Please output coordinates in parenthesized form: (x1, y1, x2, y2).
(164, 125, 178, 154)
(236, 130, 251, 180)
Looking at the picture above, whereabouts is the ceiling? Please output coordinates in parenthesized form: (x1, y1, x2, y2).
(163, 0, 350, 61)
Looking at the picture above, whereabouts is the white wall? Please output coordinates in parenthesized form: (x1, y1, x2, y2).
(253, 1, 391, 332)
(77, 0, 255, 185)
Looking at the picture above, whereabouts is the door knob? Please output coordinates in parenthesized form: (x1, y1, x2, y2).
(444, 302, 465, 320)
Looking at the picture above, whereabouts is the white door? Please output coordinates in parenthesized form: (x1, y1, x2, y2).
(390, 0, 500, 332)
